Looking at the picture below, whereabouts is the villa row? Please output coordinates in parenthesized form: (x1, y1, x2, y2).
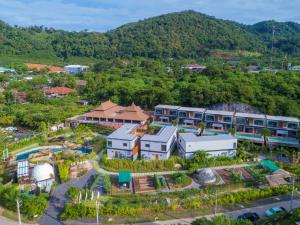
(106, 124, 237, 161)
(154, 105, 300, 139)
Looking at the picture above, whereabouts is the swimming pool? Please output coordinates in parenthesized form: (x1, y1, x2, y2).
(268, 137, 299, 145)
(15, 146, 92, 161)
(151, 122, 198, 131)
(235, 133, 263, 140)
(203, 130, 229, 135)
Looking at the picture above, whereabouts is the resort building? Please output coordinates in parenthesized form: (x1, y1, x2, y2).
(178, 134, 237, 159)
(46, 86, 76, 97)
(106, 124, 140, 160)
(234, 112, 266, 134)
(204, 110, 234, 130)
(64, 65, 89, 74)
(67, 100, 149, 128)
(266, 115, 299, 138)
(177, 107, 205, 126)
(140, 126, 177, 160)
(183, 64, 207, 72)
(154, 105, 181, 122)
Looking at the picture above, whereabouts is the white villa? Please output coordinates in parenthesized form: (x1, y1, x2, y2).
(178, 134, 237, 159)
(140, 126, 177, 160)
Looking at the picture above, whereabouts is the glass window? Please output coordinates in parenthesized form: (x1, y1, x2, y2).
(194, 113, 203, 118)
(254, 120, 264, 126)
(170, 110, 177, 116)
(288, 123, 298, 129)
(155, 109, 163, 115)
(206, 115, 215, 122)
(268, 121, 278, 128)
(236, 117, 246, 124)
(223, 116, 232, 123)
(178, 111, 187, 117)
(161, 145, 167, 151)
(107, 141, 112, 147)
(123, 143, 127, 147)
(233, 143, 237, 149)
(145, 144, 150, 148)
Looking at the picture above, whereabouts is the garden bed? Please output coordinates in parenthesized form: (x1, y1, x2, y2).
(133, 176, 156, 194)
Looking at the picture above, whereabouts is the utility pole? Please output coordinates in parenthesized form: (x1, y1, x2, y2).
(214, 190, 218, 215)
(16, 199, 22, 225)
(96, 200, 99, 225)
(290, 178, 296, 211)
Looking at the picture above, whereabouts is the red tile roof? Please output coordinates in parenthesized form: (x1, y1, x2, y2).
(46, 87, 76, 95)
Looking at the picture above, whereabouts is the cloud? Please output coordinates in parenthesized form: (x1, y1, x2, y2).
(0, 0, 299, 31)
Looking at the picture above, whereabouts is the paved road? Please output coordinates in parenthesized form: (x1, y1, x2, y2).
(139, 197, 300, 225)
(0, 216, 37, 225)
(39, 169, 97, 225)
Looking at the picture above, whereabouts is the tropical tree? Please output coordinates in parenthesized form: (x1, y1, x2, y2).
(171, 120, 177, 126)
(198, 122, 205, 136)
(260, 128, 271, 147)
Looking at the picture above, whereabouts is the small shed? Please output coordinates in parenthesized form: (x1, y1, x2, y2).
(261, 159, 279, 172)
(118, 171, 132, 188)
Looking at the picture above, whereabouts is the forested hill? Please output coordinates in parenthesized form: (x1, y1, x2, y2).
(0, 10, 300, 60)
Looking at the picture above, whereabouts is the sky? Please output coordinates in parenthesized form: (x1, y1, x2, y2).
(0, 0, 299, 32)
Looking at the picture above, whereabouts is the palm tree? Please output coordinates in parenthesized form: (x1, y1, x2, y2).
(229, 127, 236, 136)
(260, 128, 271, 147)
(171, 120, 177, 126)
(198, 122, 205, 136)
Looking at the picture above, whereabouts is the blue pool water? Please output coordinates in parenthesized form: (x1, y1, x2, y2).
(151, 122, 198, 131)
(203, 130, 229, 135)
(16, 147, 92, 161)
(235, 133, 262, 140)
(268, 137, 299, 144)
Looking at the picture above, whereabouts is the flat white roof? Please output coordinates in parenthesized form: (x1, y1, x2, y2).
(155, 105, 181, 110)
(179, 133, 236, 143)
(205, 110, 235, 116)
(107, 124, 138, 140)
(178, 107, 206, 113)
(266, 115, 299, 123)
(141, 126, 177, 142)
(64, 65, 88, 68)
(235, 112, 265, 119)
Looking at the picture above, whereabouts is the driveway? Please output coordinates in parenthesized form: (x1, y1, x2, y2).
(39, 169, 97, 225)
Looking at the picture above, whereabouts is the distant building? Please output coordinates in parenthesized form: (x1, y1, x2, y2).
(183, 64, 207, 72)
(107, 124, 140, 160)
(288, 64, 300, 72)
(178, 134, 237, 159)
(67, 100, 149, 128)
(266, 115, 299, 138)
(154, 105, 181, 122)
(204, 110, 234, 131)
(0, 67, 16, 74)
(13, 90, 28, 104)
(75, 80, 87, 86)
(247, 65, 260, 74)
(140, 126, 177, 160)
(64, 65, 89, 74)
(46, 87, 76, 97)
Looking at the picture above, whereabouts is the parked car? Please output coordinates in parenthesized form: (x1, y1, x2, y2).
(238, 212, 260, 222)
(265, 207, 286, 217)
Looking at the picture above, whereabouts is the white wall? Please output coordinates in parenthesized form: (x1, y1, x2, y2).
(107, 148, 132, 159)
(140, 150, 171, 160)
(107, 137, 137, 151)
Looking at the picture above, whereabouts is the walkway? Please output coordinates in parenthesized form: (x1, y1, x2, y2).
(0, 216, 37, 225)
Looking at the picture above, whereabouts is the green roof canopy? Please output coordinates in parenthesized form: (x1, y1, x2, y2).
(118, 171, 132, 183)
(261, 159, 279, 172)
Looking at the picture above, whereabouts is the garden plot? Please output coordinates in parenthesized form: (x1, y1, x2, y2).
(216, 169, 234, 184)
(231, 168, 254, 181)
(166, 173, 192, 190)
(133, 176, 156, 194)
(216, 167, 255, 184)
(111, 176, 133, 195)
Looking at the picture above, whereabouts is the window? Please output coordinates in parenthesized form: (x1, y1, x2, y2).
(194, 113, 202, 119)
(233, 142, 237, 149)
(268, 121, 278, 128)
(236, 117, 246, 124)
(170, 110, 177, 116)
(288, 123, 298, 129)
(155, 109, 163, 115)
(178, 111, 187, 117)
(223, 116, 232, 123)
(254, 119, 264, 126)
(123, 143, 128, 147)
(161, 145, 167, 151)
(206, 115, 215, 122)
(145, 144, 150, 148)
(107, 141, 112, 147)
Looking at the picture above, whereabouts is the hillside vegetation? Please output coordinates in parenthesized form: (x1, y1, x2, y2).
(1, 11, 300, 60)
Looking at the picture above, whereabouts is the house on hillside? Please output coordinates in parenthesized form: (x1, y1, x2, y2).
(178, 134, 237, 159)
(266, 115, 299, 138)
(140, 126, 177, 160)
(64, 65, 89, 74)
(177, 107, 206, 126)
(204, 110, 234, 131)
(154, 105, 181, 123)
(234, 112, 266, 135)
(182, 64, 207, 72)
(45, 87, 76, 98)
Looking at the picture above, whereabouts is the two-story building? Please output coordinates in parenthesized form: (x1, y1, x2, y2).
(204, 110, 234, 130)
(154, 105, 181, 123)
(266, 115, 299, 138)
(177, 107, 206, 126)
(140, 126, 177, 160)
(106, 124, 140, 160)
(234, 113, 266, 134)
(178, 133, 237, 159)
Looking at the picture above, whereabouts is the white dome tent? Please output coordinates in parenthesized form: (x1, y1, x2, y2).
(32, 163, 55, 192)
(196, 168, 216, 184)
